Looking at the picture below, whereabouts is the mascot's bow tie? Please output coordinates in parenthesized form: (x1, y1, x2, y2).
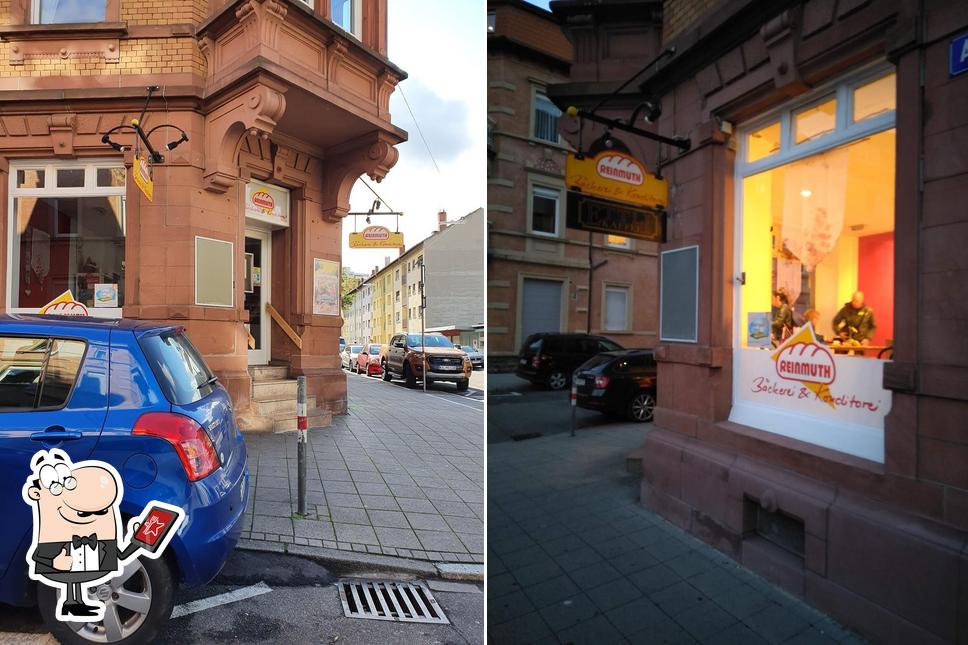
(72, 534, 97, 549)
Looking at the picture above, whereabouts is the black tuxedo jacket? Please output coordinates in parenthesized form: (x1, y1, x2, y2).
(32, 538, 139, 576)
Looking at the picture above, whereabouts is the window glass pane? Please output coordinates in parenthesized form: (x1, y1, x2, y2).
(740, 128, 895, 350)
(794, 97, 836, 144)
(38, 339, 86, 408)
(56, 168, 84, 188)
(96, 168, 125, 187)
(139, 331, 216, 406)
(195, 237, 233, 307)
(0, 337, 48, 409)
(853, 73, 896, 122)
(531, 188, 558, 234)
(487, 11, 496, 32)
(16, 169, 44, 189)
(39, 0, 106, 23)
(604, 287, 628, 331)
(12, 195, 125, 309)
(747, 122, 780, 162)
(533, 92, 561, 143)
(331, 0, 358, 36)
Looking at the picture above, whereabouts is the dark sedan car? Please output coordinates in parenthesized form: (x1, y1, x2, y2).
(515, 333, 623, 390)
(574, 349, 657, 422)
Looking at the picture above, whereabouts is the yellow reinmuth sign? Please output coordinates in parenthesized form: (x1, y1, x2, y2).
(566, 149, 668, 209)
(134, 154, 153, 202)
(348, 225, 404, 249)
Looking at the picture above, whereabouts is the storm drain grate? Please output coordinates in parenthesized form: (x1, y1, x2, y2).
(337, 579, 450, 624)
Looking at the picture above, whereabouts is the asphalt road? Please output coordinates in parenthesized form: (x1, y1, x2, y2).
(344, 364, 485, 410)
(0, 550, 484, 644)
(487, 373, 616, 444)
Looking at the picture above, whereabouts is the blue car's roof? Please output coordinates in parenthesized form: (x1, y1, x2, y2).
(0, 314, 179, 334)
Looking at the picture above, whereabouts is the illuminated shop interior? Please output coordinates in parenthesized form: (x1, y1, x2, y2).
(739, 72, 896, 357)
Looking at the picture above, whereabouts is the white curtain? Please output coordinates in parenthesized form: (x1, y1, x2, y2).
(780, 147, 849, 271)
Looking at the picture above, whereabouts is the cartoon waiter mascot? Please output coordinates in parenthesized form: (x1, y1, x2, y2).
(22, 449, 185, 622)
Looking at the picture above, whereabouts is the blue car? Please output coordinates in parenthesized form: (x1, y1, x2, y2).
(0, 315, 249, 643)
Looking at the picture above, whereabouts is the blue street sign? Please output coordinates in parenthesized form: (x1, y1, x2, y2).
(951, 33, 968, 77)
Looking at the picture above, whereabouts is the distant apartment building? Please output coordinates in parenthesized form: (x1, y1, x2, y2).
(486, 0, 661, 372)
(343, 209, 484, 348)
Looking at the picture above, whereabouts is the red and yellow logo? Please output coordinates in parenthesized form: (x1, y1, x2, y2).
(771, 324, 836, 408)
(251, 190, 275, 214)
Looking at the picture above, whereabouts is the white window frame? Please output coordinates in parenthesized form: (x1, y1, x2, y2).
(731, 61, 896, 463)
(529, 184, 561, 238)
(7, 159, 126, 319)
(330, 0, 362, 39)
(531, 85, 561, 144)
(602, 284, 630, 332)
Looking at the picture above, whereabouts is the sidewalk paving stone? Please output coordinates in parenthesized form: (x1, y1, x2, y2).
(487, 424, 864, 645)
(238, 373, 483, 565)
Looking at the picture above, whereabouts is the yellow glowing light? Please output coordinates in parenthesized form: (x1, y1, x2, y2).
(800, 189, 812, 197)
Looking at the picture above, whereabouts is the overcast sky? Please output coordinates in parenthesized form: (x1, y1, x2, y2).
(341, 0, 485, 275)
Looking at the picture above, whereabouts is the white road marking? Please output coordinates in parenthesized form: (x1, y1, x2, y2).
(0, 633, 57, 644)
(425, 393, 484, 411)
(170, 581, 272, 619)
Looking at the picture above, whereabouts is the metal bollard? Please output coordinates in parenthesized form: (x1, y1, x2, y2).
(570, 377, 577, 437)
(296, 375, 307, 516)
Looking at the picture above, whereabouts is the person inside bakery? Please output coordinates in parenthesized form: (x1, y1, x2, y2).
(771, 288, 794, 342)
(800, 308, 826, 342)
(832, 290, 876, 346)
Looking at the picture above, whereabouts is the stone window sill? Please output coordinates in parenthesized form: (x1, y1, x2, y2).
(0, 23, 127, 65)
(0, 22, 127, 40)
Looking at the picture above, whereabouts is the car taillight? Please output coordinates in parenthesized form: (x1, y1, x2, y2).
(133, 412, 220, 481)
(594, 375, 610, 389)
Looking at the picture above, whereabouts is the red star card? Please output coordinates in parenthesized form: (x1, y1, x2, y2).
(132, 506, 178, 552)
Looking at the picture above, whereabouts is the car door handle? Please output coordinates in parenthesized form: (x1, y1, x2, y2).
(30, 427, 83, 442)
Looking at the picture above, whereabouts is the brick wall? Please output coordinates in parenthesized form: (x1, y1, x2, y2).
(662, 0, 719, 43)
(0, 0, 208, 79)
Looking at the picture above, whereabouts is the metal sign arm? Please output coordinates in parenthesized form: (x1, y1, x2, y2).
(100, 86, 189, 164)
(566, 107, 691, 152)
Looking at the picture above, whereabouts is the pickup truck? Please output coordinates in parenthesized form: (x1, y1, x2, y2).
(383, 332, 471, 391)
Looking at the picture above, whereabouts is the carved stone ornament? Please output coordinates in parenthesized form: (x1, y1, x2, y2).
(318, 133, 400, 222)
(203, 81, 288, 193)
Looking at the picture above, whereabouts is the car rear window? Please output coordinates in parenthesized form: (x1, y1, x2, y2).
(579, 353, 613, 371)
(369, 344, 381, 354)
(139, 331, 217, 406)
(599, 339, 624, 352)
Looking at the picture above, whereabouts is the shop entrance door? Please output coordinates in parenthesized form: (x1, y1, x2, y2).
(245, 228, 270, 365)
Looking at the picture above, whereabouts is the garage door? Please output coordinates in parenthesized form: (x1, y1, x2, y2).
(521, 278, 562, 343)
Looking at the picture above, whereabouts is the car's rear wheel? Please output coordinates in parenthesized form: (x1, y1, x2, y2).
(39, 556, 175, 645)
(404, 364, 417, 388)
(382, 361, 392, 381)
(629, 392, 656, 422)
(547, 370, 568, 390)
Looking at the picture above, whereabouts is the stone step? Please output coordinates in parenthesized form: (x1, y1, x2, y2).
(271, 408, 332, 433)
(236, 407, 331, 434)
(252, 378, 298, 401)
(249, 365, 289, 381)
(252, 394, 318, 417)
